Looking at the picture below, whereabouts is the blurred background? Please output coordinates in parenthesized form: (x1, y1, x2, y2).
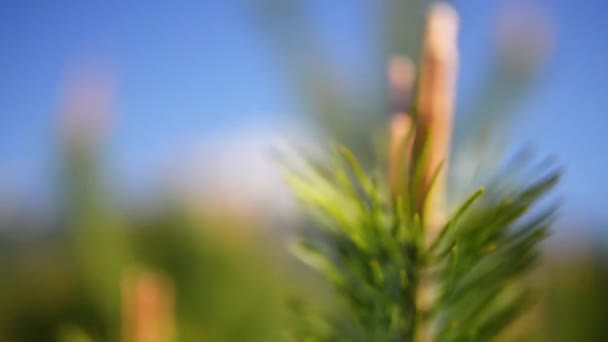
(0, 0, 607, 341)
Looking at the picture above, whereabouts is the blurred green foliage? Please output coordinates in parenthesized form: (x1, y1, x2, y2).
(0, 142, 290, 341)
(285, 143, 560, 341)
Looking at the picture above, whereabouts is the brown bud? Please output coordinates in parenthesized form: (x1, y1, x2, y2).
(414, 2, 459, 245)
(122, 268, 176, 342)
(387, 56, 416, 197)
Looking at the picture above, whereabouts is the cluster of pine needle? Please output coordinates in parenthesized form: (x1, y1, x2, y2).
(285, 3, 559, 341)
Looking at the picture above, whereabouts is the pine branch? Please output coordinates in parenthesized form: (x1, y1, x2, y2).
(284, 2, 560, 341)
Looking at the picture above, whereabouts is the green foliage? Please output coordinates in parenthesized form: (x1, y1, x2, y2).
(0, 142, 290, 342)
(286, 146, 420, 341)
(286, 145, 559, 341)
(431, 171, 559, 341)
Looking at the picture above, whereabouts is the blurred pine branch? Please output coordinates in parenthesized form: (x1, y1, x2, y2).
(285, 2, 560, 341)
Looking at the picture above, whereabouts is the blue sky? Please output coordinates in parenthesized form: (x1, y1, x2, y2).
(0, 0, 606, 226)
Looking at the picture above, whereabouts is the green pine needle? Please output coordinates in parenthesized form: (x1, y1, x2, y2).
(285, 145, 559, 341)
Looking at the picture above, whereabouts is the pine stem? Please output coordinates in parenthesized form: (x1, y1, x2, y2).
(411, 3, 459, 341)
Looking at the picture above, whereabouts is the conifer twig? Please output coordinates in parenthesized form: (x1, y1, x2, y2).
(285, 2, 557, 340)
(413, 3, 459, 342)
